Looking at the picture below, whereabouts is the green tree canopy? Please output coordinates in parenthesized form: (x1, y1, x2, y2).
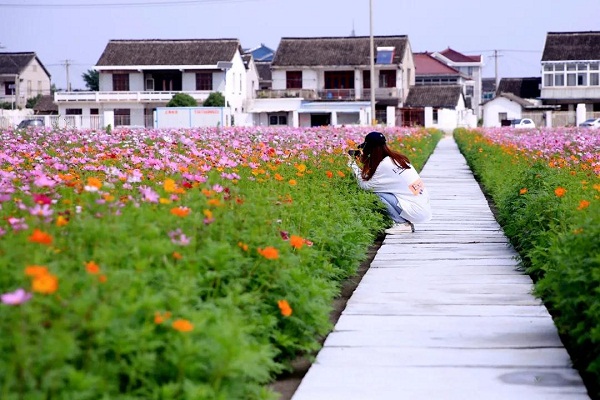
(82, 69, 99, 91)
(166, 93, 198, 107)
(202, 92, 225, 107)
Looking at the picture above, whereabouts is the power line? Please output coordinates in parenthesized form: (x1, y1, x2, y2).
(0, 0, 264, 8)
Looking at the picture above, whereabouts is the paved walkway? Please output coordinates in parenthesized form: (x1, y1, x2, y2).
(291, 136, 590, 400)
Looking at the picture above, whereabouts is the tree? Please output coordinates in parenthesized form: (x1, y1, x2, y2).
(166, 93, 198, 107)
(26, 94, 42, 109)
(203, 92, 225, 107)
(82, 69, 99, 91)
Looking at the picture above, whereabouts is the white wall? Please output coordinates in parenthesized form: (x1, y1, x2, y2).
(99, 72, 112, 91)
(129, 72, 144, 91)
(482, 97, 523, 127)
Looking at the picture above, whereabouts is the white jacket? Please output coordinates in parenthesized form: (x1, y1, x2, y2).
(350, 156, 432, 223)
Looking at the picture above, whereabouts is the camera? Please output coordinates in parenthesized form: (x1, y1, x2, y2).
(348, 149, 361, 157)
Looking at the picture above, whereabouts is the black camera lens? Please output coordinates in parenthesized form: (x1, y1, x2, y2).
(348, 149, 360, 157)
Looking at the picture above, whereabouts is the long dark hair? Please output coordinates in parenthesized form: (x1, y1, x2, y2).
(359, 143, 411, 180)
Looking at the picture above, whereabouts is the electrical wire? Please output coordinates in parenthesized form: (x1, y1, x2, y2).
(0, 0, 265, 8)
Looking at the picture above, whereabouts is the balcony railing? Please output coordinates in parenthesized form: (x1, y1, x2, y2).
(256, 89, 317, 99)
(317, 89, 356, 101)
(361, 87, 400, 100)
(54, 90, 212, 103)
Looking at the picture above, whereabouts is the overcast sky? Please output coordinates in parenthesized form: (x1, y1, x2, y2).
(1, 0, 598, 90)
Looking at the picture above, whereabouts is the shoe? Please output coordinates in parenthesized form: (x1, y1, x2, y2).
(385, 222, 415, 234)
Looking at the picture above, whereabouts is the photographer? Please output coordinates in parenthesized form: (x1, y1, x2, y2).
(348, 131, 431, 234)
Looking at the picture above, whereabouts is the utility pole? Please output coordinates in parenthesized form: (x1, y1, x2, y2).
(62, 59, 73, 91)
(369, 0, 376, 125)
(492, 50, 503, 90)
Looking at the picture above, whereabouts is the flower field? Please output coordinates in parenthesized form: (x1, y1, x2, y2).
(0, 125, 441, 399)
(455, 127, 600, 398)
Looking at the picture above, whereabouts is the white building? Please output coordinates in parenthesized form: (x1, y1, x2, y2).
(55, 39, 258, 128)
(0, 52, 52, 108)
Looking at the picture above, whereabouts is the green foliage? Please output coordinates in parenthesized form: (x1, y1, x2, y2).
(203, 92, 225, 107)
(26, 94, 42, 109)
(82, 69, 99, 91)
(166, 93, 198, 108)
(454, 128, 600, 398)
(0, 128, 441, 398)
(0, 101, 15, 110)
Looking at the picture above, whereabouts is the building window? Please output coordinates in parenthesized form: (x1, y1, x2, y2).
(286, 71, 302, 89)
(376, 47, 395, 64)
(114, 108, 131, 126)
(379, 70, 396, 88)
(590, 73, 600, 86)
(27, 80, 32, 96)
(363, 71, 371, 89)
(112, 74, 129, 91)
(195, 73, 212, 90)
(32, 65, 37, 72)
(567, 73, 576, 86)
(499, 112, 507, 123)
(432, 109, 438, 124)
(544, 74, 553, 87)
(324, 71, 354, 89)
(554, 74, 564, 86)
(37, 81, 42, 94)
(90, 108, 99, 115)
(465, 86, 474, 96)
(269, 114, 287, 126)
(65, 108, 82, 115)
(577, 73, 587, 86)
(4, 81, 15, 95)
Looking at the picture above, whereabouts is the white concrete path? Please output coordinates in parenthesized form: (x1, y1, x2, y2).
(291, 136, 590, 400)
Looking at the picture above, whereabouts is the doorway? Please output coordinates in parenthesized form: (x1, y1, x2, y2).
(310, 113, 331, 126)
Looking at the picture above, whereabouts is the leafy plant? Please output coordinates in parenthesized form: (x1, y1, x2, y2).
(166, 93, 198, 107)
(203, 92, 225, 107)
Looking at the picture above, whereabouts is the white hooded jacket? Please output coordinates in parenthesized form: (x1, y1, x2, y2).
(350, 156, 432, 223)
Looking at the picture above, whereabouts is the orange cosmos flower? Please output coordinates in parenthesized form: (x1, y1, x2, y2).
(207, 199, 221, 207)
(554, 187, 567, 197)
(336, 171, 345, 177)
(28, 229, 53, 245)
(86, 177, 102, 189)
(290, 235, 304, 250)
(56, 215, 69, 227)
(326, 171, 333, 179)
(238, 241, 249, 251)
(32, 273, 58, 294)
(85, 261, 100, 275)
(203, 209, 213, 219)
(295, 164, 307, 173)
(172, 251, 183, 260)
(154, 311, 172, 324)
(159, 198, 172, 204)
(257, 246, 279, 260)
(577, 200, 590, 210)
(172, 319, 194, 332)
(519, 188, 528, 195)
(277, 300, 293, 317)
(170, 206, 191, 217)
(288, 179, 297, 186)
(98, 274, 107, 283)
(25, 265, 49, 277)
(163, 178, 177, 193)
(274, 173, 284, 181)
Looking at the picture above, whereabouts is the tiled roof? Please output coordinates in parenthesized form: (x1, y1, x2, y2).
(96, 39, 242, 66)
(414, 53, 461, 76)
(542, 31, 600, 61)
(439, 48, 481, 63)
(404, 85, 463, 108)
(0, 52, 50, 77)
(494, 92, 535, 108)
(33, 95, 58, 113)
(496, 77, 541, 99)
(482, 77, 497, 92)
(255, 61, 272, 82)
(272, 35, 408, 67)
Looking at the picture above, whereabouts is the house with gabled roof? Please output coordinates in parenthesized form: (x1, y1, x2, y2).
(540, 31, 600, 119)
(0, 52, 52, 108)
(248, 35, 414, 127)
(482, 77, 558, 127)
(55, 39, 258, 127)
(430, 48, 483, 117)
(402, 85, 468, 130)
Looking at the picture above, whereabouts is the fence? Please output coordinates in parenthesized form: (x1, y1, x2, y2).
(521, 111, 545, 127)
(551, 111, 576, 127)
(0, 115, 103, 130)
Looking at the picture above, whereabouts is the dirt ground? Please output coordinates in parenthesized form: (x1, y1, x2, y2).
(268, 237, 384, 400)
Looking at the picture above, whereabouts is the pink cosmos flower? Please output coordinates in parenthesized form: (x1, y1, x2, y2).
(8, 217, 28, 231)
(29, 204, 53, 217)
(139, 185, 159, 203)
(33, 174, 56, 188)
(1, 288, 33, 305)
(168, 228, 191, 246)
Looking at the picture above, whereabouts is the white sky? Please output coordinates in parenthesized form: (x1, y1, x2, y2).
(1, 0, 598, 90)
